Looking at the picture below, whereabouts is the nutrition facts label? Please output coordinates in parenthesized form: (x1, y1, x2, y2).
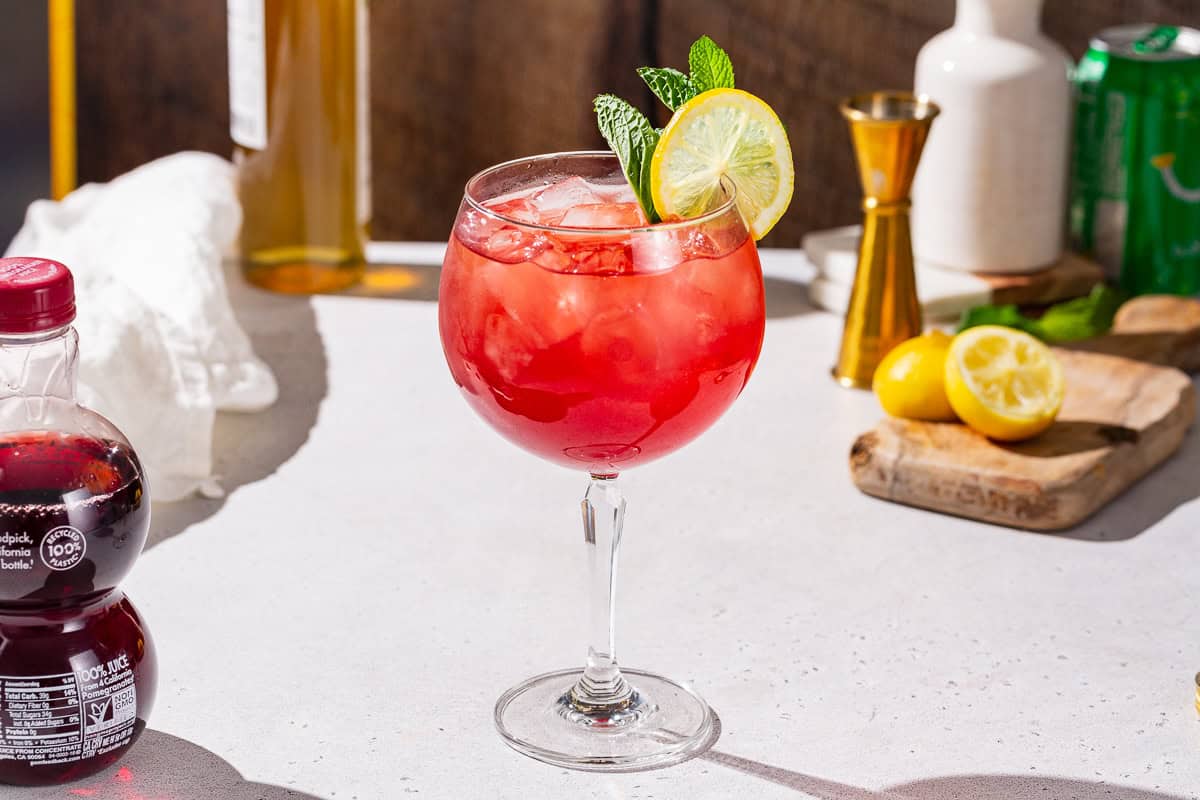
(0, 655, 137, 767)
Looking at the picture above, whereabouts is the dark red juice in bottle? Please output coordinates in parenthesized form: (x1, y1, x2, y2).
(0, 259, 156, 786)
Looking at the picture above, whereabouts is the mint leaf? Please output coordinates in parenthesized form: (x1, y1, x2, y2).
(1034, 285, 1125, 341)
(688, 35, 735, 93)
(593, 94, 661, 222)
(637, 66, 697, 111)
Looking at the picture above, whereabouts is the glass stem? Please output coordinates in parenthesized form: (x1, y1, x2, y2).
(568, 473, 634, 714)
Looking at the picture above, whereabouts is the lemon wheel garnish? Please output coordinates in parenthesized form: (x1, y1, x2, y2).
(650, 88, 794, 239)
(944, 326, 1065, 442)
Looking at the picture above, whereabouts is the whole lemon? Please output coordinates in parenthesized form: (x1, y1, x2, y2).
(872, 331, 957, 422)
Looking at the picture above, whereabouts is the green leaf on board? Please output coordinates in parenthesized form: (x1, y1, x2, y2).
(958, 285, 1127, 342)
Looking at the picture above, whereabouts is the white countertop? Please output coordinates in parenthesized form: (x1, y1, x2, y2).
(15, 246, 1200, 800)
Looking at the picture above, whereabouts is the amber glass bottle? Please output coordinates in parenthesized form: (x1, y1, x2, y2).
(227, 0, 370, 294)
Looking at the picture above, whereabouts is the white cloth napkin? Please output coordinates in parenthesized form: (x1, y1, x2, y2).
(5, 151, 278, 501)
(803, 225, 992, 319)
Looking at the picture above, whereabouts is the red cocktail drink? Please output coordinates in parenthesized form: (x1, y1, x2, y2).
(440, 161, 765, 474)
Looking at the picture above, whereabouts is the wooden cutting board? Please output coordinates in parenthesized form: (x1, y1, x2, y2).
(849, 296, 1200, 531)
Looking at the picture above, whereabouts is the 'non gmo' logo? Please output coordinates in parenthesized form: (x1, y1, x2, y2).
(40, 527, 86, 571)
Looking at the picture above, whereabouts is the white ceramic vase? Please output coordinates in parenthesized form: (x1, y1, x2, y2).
(912, 0, 1072, 274)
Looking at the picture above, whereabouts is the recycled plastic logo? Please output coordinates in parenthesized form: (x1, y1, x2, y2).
(40, 526, 86, 571)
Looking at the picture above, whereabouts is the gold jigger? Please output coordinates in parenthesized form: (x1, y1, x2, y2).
(832, 92, 940, 389)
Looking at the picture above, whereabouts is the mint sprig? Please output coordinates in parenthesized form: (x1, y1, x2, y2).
(594, 94, 661, 223)
(688, 35, 735, 93)
(595, 35, 736, 221)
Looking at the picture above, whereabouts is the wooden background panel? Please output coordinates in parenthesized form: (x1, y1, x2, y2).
(72, 1, 1200, 247)
(74, 1, 228, 186)
(1044, 0, 1200, 53)
(369, 0, 653, 243)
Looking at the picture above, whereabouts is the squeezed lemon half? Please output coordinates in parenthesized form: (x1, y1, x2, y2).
(944, 326, 1064, 441)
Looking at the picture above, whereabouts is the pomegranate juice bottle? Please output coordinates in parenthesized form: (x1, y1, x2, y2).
(0, 258, 156, 786)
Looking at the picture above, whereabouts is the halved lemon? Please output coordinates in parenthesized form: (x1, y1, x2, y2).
(944, 326, 1065, 442)
(650, 88, 794, 239)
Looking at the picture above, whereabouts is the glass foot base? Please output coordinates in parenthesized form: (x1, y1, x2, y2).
(494, 667, 720, 772)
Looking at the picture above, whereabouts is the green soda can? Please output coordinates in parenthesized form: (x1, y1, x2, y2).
(1070, 25, 1200, 295)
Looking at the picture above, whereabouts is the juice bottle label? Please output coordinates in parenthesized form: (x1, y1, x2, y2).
(0, 654, 137, 768)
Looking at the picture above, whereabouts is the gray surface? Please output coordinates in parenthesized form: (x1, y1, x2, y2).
(13, 250, 1200, 799)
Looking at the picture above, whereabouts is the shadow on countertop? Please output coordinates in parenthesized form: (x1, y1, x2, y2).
(9, 729, 329, 799)
(146, 267, 329, 549)
(146, 260, 448, 548)
(766, 275, 817, 319)
(706, 750, 1191, 799)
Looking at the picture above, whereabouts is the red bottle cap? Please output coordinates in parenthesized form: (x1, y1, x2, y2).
(0, 257, 77, 333)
